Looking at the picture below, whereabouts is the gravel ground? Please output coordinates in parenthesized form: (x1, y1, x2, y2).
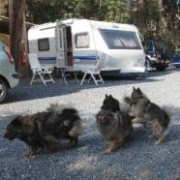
(0, 68, 180, 180)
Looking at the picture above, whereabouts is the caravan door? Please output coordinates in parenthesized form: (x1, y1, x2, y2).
(55, 27, 67, 68)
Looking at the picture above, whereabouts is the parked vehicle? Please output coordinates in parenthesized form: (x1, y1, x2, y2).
(28, 18, 146, 77)
(143, 39, 171, 71)
(171, 49, 180, 68)
(0, 40, 19, 103)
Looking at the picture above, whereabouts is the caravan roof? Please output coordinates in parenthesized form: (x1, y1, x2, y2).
(29, 18, 138, 32)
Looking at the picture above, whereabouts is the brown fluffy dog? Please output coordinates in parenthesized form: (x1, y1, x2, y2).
(96, 95, 133, 154)
(4, 104, 82, 157)
(124, 87, 171, 144)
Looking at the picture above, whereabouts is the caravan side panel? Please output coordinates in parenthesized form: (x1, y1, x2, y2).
(71, 20, 98, 70)
(28, 23, 56, 66)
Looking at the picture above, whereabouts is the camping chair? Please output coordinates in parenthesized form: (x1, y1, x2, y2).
(59, 66, 80, 85)
(80, 53, 106, 85)
(28, 53, 55, 85)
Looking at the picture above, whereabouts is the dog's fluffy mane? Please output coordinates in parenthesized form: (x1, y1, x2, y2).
(47, 103, 78, 114)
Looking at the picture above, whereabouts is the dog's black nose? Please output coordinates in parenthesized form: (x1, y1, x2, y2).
(3, 131, 13, 140)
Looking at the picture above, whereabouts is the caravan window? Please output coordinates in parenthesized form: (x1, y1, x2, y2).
(38, 38, 49, 51)
(75, 33, 89, 48)
(99, 29, 141, 50)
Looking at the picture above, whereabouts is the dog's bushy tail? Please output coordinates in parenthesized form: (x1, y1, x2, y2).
(47, 103, 67, 113)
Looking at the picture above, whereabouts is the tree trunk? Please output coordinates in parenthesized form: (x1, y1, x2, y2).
(137, 0, 144, 30)
(9, 0, 29, 77)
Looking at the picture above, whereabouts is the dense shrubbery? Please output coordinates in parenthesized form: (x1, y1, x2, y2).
(0, 0, 180, 48)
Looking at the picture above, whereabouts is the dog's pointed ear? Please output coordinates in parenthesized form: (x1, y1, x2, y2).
(105, 94, 108, 98)
(11, 116, 22, 127)
(116, 103, 121, 112)
(109, 95, 112, 98)
(133, 87, 136, 91)
(137, 88, 142, 94)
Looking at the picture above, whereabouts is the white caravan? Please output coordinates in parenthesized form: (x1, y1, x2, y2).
(28, 18, 146, 76)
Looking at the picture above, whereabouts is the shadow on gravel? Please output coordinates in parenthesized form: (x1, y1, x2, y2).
(146, 68, 174, 78)
(5, 72, 165, 104)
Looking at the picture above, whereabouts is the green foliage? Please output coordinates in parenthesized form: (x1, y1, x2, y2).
(0, 0, 8, 16)
(1, 0, 179, 48)
(143, 0, 160, 23)
(26, 0, 130, 24)
(26, 0, 65, 23)
(130, 0, 179, 48)
(101, 0, 130, 23)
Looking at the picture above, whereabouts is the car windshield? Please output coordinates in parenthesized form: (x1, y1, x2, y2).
(99, 29, 141, 50)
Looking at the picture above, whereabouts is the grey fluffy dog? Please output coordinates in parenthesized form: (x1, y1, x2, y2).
(124, 87, 171, 144)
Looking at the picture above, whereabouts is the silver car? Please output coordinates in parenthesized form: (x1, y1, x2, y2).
(0, 40, 20, 103)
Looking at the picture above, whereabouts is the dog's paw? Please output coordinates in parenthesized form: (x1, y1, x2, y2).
(131, 118, 139, 123)
(155, 138, 165, 145)
(66, 141, 78, 149)
(103, 149, 112, 154)
(129, 112, 135, 117)
(123, 96, 131, 103)
(132, 117, 145, 124)
(155, 140, 161, 145)
(48, 143, 61, 152)
(148, 134, 156, 139)
(23, 151, 36, 158)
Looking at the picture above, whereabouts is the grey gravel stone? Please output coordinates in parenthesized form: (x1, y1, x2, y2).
(0, 68, 180, 180)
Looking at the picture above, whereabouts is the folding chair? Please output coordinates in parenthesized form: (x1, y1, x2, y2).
(28, 53, 55, 85)
(59, 66, 80, 85)
(80, 53, 106, 85)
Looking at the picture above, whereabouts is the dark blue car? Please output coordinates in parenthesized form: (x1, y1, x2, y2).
(171, 49, 180, 68)
(143, 40, 171, 71)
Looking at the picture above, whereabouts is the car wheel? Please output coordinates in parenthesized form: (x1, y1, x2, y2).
(145, 59, 152, 72)
(0, 79, 8, 104)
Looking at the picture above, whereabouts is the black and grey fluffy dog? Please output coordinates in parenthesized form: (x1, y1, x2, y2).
(100, 94, 120, 112)
(96, 94, 133, 154)
(124, 87, 171, 144)
(4, 104, 82, 157)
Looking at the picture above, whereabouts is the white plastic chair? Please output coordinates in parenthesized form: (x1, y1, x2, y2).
(28, 53, 55, 85)
(80, 53, 106, 85)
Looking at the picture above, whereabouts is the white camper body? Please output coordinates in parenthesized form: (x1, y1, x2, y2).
(28, 18, 146, 75)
